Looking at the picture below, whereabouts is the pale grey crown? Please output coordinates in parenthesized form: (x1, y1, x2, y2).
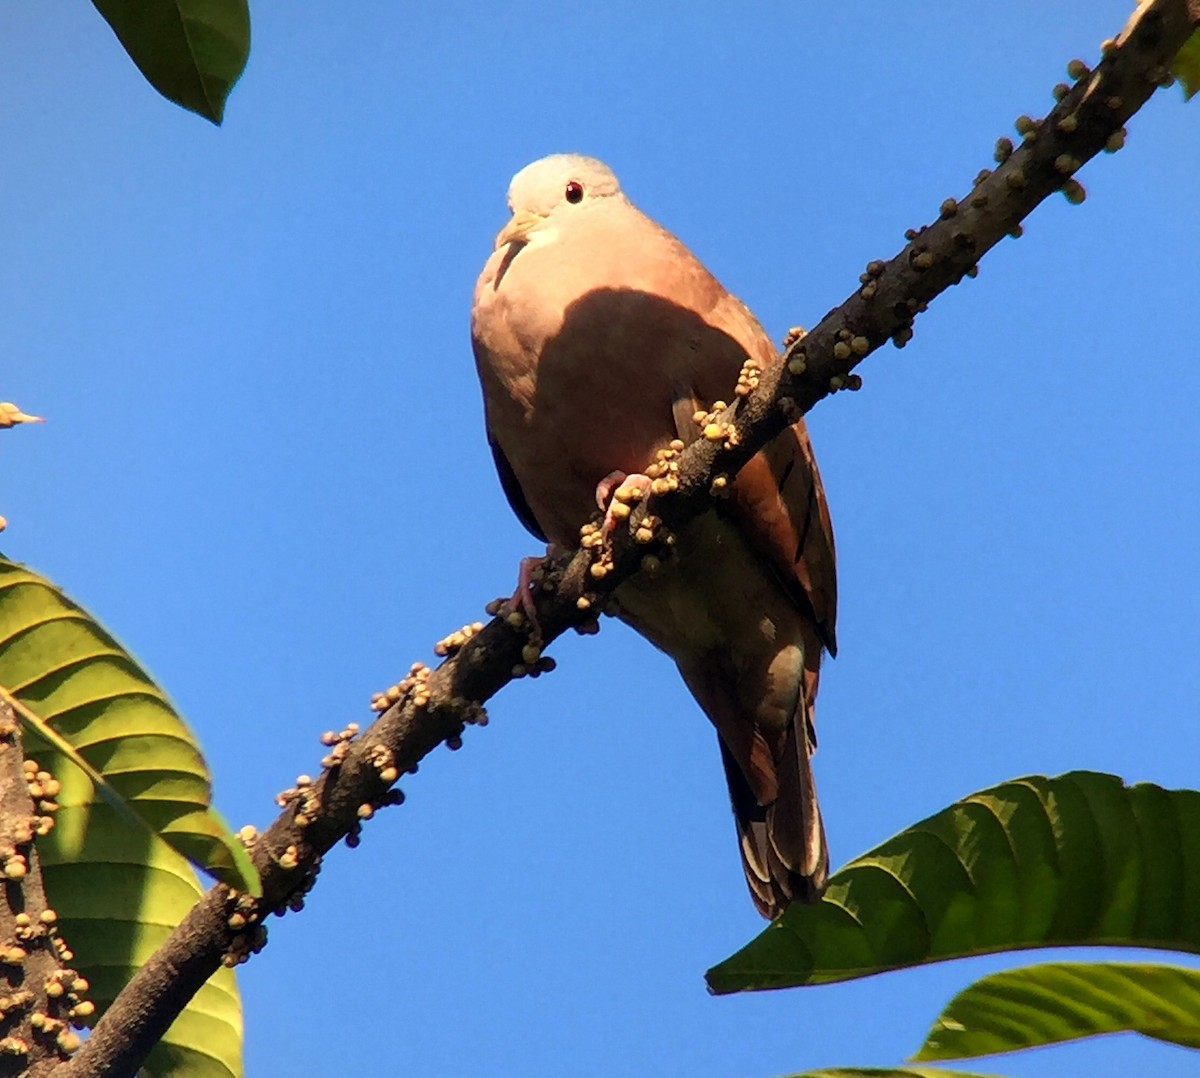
(506, 154, 624, 216)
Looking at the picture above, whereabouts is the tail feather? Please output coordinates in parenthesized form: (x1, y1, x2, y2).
(718, 724, 827, 919)
(679, 653, 829, 919)
(768, 702, 828, 896)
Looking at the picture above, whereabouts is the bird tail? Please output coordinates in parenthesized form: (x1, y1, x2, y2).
(680, 657, 829, 919)
(719, 705, 828, 918)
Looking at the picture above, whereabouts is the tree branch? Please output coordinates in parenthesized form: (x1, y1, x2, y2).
(57, 3, 1199, 1075)
(0, 699, 87, 1076)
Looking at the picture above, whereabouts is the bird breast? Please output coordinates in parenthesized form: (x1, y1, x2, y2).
(472, 217, 732, 548)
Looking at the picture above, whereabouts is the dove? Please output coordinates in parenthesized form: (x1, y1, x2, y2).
(471, 154, 837, 918)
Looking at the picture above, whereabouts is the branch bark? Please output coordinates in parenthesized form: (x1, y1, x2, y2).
(0, 700, 87, 1076)
(57, 2, 1200, 1075)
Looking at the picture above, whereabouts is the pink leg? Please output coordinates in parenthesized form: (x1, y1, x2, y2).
(597, 472, 653, 533)
(504, 547, 561, 626)
(594, 470, 628, 512)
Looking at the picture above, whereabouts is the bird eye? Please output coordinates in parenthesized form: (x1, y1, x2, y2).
(564, 181, 584, 204)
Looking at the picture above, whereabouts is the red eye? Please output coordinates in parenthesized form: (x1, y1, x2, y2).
(564, 181, 584, 204)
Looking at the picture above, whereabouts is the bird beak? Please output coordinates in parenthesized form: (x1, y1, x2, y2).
(494, 209, 546, 250)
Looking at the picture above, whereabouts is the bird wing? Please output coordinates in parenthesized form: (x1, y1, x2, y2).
(677, 287, 838, 657)
(488, 428, 548, 543)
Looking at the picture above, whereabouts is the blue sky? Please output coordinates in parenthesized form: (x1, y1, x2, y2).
(3, 3, 1199, 1076)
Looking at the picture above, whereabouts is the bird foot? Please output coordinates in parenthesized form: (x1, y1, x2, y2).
(501, 550, 558, 629)
(594, 470, 628, 511)
(596, 471, 652, 533)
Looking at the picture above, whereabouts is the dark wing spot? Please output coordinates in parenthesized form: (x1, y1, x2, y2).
(792, 481, 818, 566)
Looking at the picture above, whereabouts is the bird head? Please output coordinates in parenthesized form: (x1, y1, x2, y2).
(494, 154, 624, 250)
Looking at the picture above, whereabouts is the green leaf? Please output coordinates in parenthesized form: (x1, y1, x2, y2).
(91, 0, 250, 124)
(706, 773, 1200, 993)
(1173, 28, 1200, 100)
(0, 554, 253, 1076)
(0, 555, 258, 891)
(44, 810, 244, 1078)
(782, 1070, 1003, 1078)
(915, 961, 1200, 1060)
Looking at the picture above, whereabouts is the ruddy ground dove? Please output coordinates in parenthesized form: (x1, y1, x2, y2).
(471, 154, 838, 918)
